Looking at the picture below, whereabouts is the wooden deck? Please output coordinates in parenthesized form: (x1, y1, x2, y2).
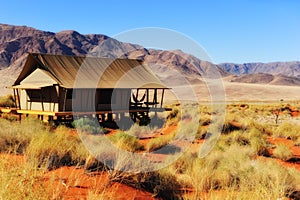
(15, 107, 171, 117)
(0, 107, 18, 114)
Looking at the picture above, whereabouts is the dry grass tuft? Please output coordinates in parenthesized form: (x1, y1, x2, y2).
(273, 144, 293, 161)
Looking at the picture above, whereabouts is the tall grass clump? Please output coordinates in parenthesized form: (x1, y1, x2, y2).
(273, 144, 293, 161)
(108, 131, 144, 152)
(176, 144, 300, 199)
(25, 126, 89, 170)
(274, 122, 300, 141)
(0, 155, 57, 200)
(109, 163, 182, 199)
(0, 118, 46, 154)
(247, 127, 270, 156)
(166, 106, 181, 126)
(146, 130, 176, 152)
(125, 123, 159, 138)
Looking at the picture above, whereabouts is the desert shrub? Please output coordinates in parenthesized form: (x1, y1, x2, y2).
(126, 123, 159, 138)
(0, 118, 45, 154)
(179, 143, 300, 199)
(110, 168, 182, 199)
(25, 126, 89, 170)
(184, 144, 253, 192)
(166, 107, 180, 125)
(108, 131, 144, 152)
(0, 155, 56, 200)
(196, 126, 208, 139)
(273, 144, 293, 161)
(240, 118, 273, 135)
(238, 159, 300, 199)
(1, 113, 18, 121)
(84, 155, 108, 173)
(274, 122, 300, 141)
(73, 117, 107, 134)
(199, 113, 211, 126)
(0, 95, 15, 107)
(146, 131, 176, 152)
(247, 127, 270, 156)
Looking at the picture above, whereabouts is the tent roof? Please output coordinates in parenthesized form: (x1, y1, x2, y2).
(13, 53, 167, 89)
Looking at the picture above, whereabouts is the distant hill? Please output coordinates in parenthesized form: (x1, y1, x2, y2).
(218, 62, 300, 78)
(0, 23, 229, 94)
(228, 73, 300, 86)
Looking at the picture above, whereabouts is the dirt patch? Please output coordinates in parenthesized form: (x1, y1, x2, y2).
(43, 166, 156, 199)
(267, 137, 300, 171)
(267, 137, 300, 156)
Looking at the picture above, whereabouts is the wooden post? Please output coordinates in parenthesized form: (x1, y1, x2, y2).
(146, 89, 149, 107)
(136, 89, 139, 100)
(63, 89, 67, 112)
(160, 89, 165, 108)
(101, 114, 106, 122)
(40, 90, 44, 111)
(107, 113, 113, 122)
(26, 90, 29, 110)
(17, 89, 21, 109)
(13, 89, 17, 108)
(55, 85, 59, 112)
(154, 89, 157, 106)
(49, 87, 52, 111)
(120, 112, 125, 122)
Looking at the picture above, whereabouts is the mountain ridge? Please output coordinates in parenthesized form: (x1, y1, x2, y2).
(0, 23, 229, 95)
(0, 23, 300, 96)
(218, 61, 300, 78)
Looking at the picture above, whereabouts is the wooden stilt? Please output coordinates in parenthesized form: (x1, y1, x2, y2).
(107, 113, 113, 122)
(40, 90, 44, 111)
(16, 89, 21, 109)
(161, 89, 165, 108)
(63, 89, 67, 112)
(101, 114, 105, 122)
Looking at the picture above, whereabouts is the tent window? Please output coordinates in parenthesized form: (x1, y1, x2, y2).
(26, 89, 46, 101)
(98, 89, 116, 104)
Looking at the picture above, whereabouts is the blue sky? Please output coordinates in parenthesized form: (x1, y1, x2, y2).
(0, 0, 299, 64)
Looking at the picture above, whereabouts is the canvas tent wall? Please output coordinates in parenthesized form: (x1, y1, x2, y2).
(11, 53, 168, 115)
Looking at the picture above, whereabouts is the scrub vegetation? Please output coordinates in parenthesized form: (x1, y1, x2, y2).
(0, 100, 300, 199)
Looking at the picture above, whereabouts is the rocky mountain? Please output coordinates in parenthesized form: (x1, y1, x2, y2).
(0, 24, 230, 95)
(1, 23, 300, 96)
(218, 62, 300, 78)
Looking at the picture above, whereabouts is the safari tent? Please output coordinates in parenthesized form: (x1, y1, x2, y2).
(10, 53, 169, 123)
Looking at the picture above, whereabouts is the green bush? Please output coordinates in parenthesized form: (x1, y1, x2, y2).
(73, 118, 106, 134)
(0, 95, 15, 108)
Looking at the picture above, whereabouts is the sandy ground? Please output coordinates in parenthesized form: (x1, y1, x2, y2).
(164, 80, 300, 102)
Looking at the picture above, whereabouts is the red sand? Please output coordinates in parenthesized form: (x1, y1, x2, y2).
(43, 166, 155, 200)
(267, 137, 300, 171)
